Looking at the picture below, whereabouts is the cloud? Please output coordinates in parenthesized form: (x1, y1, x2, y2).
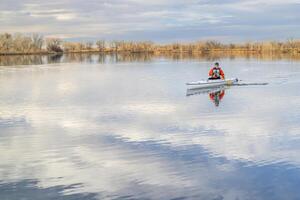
(21, 3, 76, 20)
(0, 1, 300, 42)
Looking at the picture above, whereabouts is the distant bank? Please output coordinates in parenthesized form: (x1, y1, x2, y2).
(0, 33, 300, 56)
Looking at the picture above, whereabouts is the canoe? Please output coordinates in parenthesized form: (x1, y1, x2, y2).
(186, 86, 226, 96)
(186, 78, 238, 89)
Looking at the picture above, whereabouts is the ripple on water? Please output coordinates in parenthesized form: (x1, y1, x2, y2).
(1, 57, 300, 199)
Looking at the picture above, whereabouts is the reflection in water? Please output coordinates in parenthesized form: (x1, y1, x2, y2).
(48, 54, 63, 63)
(0, 180, 98, 200)
(1, 57, 300, 199)
(186, 87, 226, 107)
(209, 90, 225, 107)
(1, 52, 300, 66)
(0, 55, 45, 66)
(0, 53, 154, 66)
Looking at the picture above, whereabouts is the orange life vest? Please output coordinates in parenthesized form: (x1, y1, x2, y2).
(209, 67, 225, 79)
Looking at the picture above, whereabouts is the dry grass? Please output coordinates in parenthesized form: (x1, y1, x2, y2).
(1, 33, 300, 55)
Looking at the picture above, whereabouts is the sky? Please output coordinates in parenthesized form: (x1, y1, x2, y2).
(0, 0, 300, 42)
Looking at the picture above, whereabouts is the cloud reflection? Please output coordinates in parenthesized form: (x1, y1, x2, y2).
(1, 60, 300, 199)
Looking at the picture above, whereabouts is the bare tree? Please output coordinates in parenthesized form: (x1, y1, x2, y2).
(63, 42, 77, 52)
(85, 42, 93, 50)
(31, 34, 44, 51)
(77, 43, 85, 51)
(96, 40, 106, 51)
(20, 36, 33, 53)
(0, 33, 13, 53)
(12, 33, 24, 52)
(110, 40, 122, 52)
(46, 38, 63, 53)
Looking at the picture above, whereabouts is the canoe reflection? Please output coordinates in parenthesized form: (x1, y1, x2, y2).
(186, 86, 226, 107)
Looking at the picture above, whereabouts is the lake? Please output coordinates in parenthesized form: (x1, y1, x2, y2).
(1, 53, 300, 200)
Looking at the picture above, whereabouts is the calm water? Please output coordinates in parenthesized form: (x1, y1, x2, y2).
(1, 54, 300, 200)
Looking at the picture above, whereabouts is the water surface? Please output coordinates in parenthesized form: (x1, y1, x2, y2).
(1, 54, 300, 200)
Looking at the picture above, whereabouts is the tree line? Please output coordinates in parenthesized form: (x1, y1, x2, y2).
(1, 33, 300, 55)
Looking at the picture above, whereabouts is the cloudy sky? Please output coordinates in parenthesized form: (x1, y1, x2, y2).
(0, 0, 300, 42)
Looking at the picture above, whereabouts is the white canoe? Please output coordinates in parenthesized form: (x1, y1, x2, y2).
(186, 86, 226, 96)
(186, 78, 238, 89)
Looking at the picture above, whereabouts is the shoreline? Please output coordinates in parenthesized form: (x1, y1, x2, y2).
(1, 50, 300, 67)
(1, 49, 299, 56)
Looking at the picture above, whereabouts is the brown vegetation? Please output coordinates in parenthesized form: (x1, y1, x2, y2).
(1, 33, 300, 55)
(0, 33, 46, 55)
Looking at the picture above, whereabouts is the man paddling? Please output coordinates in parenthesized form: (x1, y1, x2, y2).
(208, 62, 225, 80)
